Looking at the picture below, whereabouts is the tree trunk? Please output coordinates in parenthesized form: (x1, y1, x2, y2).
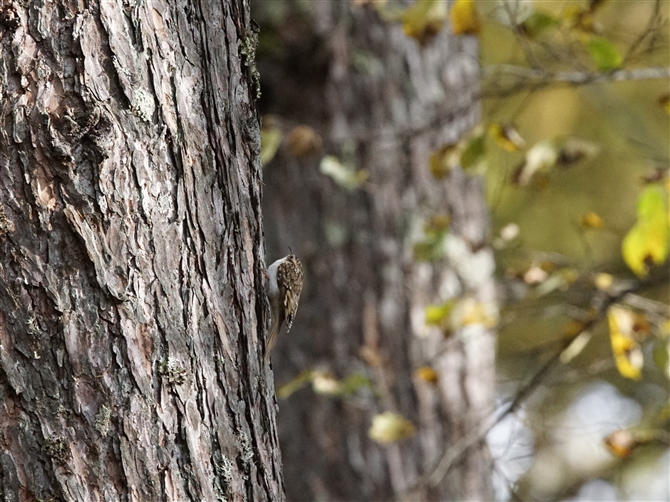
(260, 3, 496, 501)
(0, 0, 280, 500)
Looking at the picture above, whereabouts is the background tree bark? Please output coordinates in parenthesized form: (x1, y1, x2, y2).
(259, 2, 496, 501)
(0, 0, 280, 500)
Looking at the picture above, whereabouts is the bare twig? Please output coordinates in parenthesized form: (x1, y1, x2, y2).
(625, 0, 666, 62)
(622, 293, 670, 318)
(482, 65, 670, 97)
(410, 271, 670, 494)
(484, 65, 670, 84)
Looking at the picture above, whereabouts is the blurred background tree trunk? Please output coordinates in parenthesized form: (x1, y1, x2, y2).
(0, 0, 281, 500)
(258, 2, 497, 500)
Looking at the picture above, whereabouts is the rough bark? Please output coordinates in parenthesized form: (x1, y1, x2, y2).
(0, 0, 281, 500)
(259, 3, 496, 501)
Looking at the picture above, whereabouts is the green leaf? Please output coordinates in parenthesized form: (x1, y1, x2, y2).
(369, 412, 416, 444)
(339, 373, 374, 395)
(413, 216, 450, 262)
(534, 268, 579, 296)
(260, 125, 282, 166)
(460, 134, 486, 169)
(425, 302, 454, 326)
(522, 11, 559, 37)
(276, 370, 313, 399)
(652, 337, 669, 378)
(320, 156, 368, 190)
(413, 240, 443, 262)
(586, 36, 622, 71)
(622, 185, 670, 277)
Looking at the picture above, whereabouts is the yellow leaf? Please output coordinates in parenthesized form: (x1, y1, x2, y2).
(415, 366, 439, 383)
(580, 212, 604, 229)
(425, 302, 453, 327)
(614, 347, 644, 381)
(450, 0, 481, 36)
(401, 0, 447, 45)
(622, 185, 670, 277)
(489, 123, 525, 153)
(608, 307, 643, 380)
(369, 412, 416, 444)
(429, 143, 460, 178)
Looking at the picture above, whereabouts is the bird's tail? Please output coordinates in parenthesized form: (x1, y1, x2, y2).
(264, 317, 280, 362)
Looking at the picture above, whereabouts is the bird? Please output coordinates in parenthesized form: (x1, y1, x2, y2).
(265, 254, 304, 361)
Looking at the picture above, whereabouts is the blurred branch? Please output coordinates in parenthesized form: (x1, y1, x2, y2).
(277, 64, 669, 147)
(500, 1, 541, 70)
(410, 270, 670, 494)
(482, 65, 670, 98)
(622, 293, 670, 318)
(625, 0, 666, 62)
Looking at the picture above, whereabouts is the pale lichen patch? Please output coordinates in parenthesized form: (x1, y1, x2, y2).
(44, 435, 70, 463)
(132, 88, 156, 122)
(159, 356, 187, 386)
(95, 404, 112, 436)
(0, 203, 14, 237)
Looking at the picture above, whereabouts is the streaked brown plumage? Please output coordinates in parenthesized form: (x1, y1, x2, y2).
(265, 254, 303, 360)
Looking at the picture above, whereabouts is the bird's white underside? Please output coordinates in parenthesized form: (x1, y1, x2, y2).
(267, 256, 287, 298)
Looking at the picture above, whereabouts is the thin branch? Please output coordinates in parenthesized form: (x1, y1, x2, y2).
(499, 1, 542, 70)
(409, 271, 670, 494)
(330, 65, 670, 144)
(482, 65, 670, 97)
(625, 0, 665, 62)
(622, 293, 670, 319)
(279, 64, 668, 147)
(486, 65, 670, 84)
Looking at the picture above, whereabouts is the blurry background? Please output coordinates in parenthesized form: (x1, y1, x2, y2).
(254, 0, 669, 500)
